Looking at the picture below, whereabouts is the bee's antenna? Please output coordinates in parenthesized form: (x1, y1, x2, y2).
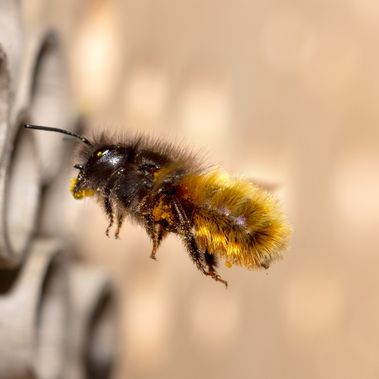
(24, 124, 93, 146)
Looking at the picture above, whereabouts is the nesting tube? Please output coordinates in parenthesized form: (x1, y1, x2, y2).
(0, 44, 10, 168)
(0, 119, 41, 267)
(0, 10, 42, 268)
(0, 0, 23, 89)
(28, 31, 75, 183)
(0, 29, 71, 267)
(0, 4, 119, 378)
(0, 238, 69, 379)
(67, 265, 118, 379)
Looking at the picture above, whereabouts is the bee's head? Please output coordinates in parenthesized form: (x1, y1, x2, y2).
(23, 124, 125, 200)
(71, 145, 127, 199)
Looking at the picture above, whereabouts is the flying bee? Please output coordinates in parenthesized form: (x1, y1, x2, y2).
(25, 124, 291, 287)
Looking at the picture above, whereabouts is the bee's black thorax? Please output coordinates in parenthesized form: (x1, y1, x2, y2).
(73, 143, 181, 211)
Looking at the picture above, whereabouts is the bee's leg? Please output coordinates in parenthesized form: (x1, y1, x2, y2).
(171, 197, 228, 287)
(103, 195, 114, 237)
(104, 172, 128, 237)
(114, 211, 125, 239)
(150, 223, 167, 260)
(182, 233, 208, 274)
(204, 250, 228, 288)
(144, 218, 166, 260)
(204, 249, 218, 270)
(170, 198, 209, 275)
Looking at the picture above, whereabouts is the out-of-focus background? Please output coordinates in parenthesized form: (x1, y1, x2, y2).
(22, 0, 379, 378)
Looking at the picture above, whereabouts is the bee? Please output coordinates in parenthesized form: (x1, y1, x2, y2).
(25, 124, 290, 287)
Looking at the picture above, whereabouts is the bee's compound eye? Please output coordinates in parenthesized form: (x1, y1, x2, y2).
(74, 164, 83, 170)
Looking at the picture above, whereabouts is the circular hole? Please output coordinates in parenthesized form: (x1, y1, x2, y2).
(0, 1, 22, 86)
(34, 254, 68, 379)
(84, 287, 117, 379)
(0, 266, 21, 294)
(30, 34, 72, 183)
(4, 126, 40, 263)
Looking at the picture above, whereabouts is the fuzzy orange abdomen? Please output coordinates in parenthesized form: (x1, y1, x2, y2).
(182, 171, 290, 269)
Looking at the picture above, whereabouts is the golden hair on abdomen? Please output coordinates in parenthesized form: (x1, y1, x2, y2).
(182, 170, 290, 269)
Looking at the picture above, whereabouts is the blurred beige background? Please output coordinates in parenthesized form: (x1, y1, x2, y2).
(22, 0, 379, 378)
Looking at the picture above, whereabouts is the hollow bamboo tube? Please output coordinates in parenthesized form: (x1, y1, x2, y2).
(0, 122, 41, 267)
(0, 0, 23, 90)
(67, 265, 118, 379)
(0, 238, 69, 379)
(27, 31, 76, 183)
